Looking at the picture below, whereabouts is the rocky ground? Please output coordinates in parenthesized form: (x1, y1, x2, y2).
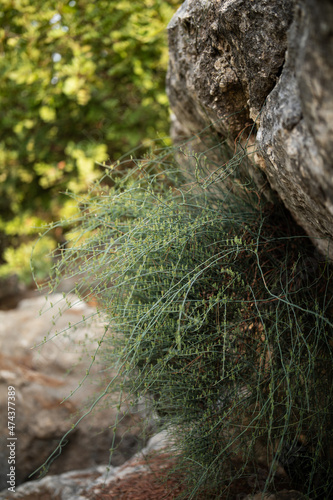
(0, 430, 306, 499)
(0, 291, 154, 494)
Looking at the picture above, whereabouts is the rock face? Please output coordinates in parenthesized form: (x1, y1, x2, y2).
(167, 0, 333, 258)
(257, 0, 333, 258)
(167, 0, 294, 136)
(0, 294, 147, 490)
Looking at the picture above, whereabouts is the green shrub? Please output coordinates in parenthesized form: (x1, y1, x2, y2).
(0, 0, 180, 282)
(36, 131, 333, 498)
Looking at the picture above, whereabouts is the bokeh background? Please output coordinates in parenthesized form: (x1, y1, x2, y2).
(0, 0, 180, 294)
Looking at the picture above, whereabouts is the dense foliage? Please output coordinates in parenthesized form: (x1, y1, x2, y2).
(38, 134, 333, 498)
(0, 0, 179, 282)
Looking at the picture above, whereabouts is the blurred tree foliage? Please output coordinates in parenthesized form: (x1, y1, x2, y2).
(0, 0, 180, 284)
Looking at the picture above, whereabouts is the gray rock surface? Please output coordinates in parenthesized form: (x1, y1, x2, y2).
(0, 295, 147, 490)
(167, 0, 333, 258)
(167, 0, 293, 136)
(257, 0, 333, 258)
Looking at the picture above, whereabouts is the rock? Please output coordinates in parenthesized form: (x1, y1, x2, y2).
(0, 431, 173, 500)
(0, 275, 27, 310)
(0, 427, 307, 500)
(0, 294, 148, 490)
(167, 0, 333, 258)
(257, 0, 333, 258)
(166, 0, 293, 137)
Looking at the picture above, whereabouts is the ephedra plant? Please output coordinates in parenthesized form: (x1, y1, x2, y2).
(34, 130, 333, 498)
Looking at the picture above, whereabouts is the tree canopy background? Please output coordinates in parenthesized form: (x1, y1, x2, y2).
(0, 0, 180, 284)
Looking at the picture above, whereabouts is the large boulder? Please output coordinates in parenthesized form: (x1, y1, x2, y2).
(166, 0, 333, 258)
(0, 294, 147, 490)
